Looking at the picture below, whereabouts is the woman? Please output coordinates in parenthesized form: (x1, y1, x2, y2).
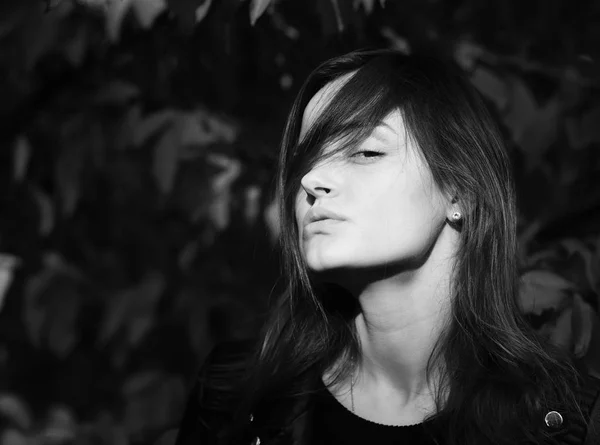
(174, 49, 600, 445)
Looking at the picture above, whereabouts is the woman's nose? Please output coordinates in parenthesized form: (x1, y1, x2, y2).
(300, 169, 333, 198)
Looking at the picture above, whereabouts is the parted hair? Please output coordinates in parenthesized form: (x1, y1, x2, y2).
(234, 49, 586, 445)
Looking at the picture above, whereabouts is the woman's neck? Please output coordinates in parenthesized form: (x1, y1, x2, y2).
(330, 223, 457, 422)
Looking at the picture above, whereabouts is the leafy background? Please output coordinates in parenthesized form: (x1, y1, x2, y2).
(0, 0, 599, 444)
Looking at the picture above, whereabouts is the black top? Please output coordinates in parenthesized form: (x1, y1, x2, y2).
(312, 378, 440, 445)
(173, 340, 600, 445)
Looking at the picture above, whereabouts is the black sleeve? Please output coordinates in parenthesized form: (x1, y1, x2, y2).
(174, 340, 257, 445)
(174, 346, 222, 445)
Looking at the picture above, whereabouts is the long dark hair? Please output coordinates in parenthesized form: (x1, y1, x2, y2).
(237, 49, 586, 445)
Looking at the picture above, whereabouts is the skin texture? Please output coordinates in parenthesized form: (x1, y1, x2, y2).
(294, 74, 462, 426)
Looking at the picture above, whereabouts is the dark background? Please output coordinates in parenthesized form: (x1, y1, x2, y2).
(0, 0, 599, 443)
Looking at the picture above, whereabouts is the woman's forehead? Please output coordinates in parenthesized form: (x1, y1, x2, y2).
(299, 73, 355, 142)
(378, 111, 403, 138)
(300, 86, 405, 145)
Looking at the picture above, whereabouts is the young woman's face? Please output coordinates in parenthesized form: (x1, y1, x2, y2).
(294, 78, 450, 278)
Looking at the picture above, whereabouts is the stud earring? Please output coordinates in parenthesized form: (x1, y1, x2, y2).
(450, 212, 462, 221)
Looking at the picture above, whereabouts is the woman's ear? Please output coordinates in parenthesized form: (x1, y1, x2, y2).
(443, 191, 459, 211)
(445, 193, 463, 226)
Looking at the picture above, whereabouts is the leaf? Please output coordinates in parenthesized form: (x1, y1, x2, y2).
(188, 298, 211, 354)
(316, 0, 349, 35)
(264, 194, 280, 244)
(179, 112, 210, 147)
(77, 412, 128, 445)
(104, 0, 133, 42)
(122, 371, 163, 396)
(0, 394, 32, 430)
(195, 0, 212, 23)
(55, 148, 82, 218)
(565, 106, 600, 150)
(21, 1, 61, 71)
(519, 270, 575, 314)
(12, 136, 31, 182)
(0, 254, 20, 314)
(538, 290, 598, 356)
(0, 0, 34, 41)
(55, 113, 95, 217)
(0, 429, 29, 445)
(200, 112, 237, 143)
(63, 24, 88, 67)
(517, 218, 543, 263)
(132, 110, 175, 147)
(571, 293, 598, 358)
(131, 0, 167, 29)
(330, 0, 344, 32)
(179, 111, 237, 161)
(279, 73, 293, 90)
(243, 185, 261, 225)
(560, 238, 596, 292)
(46, 285, 79, 358)
(178, 239, 199, 271)
(153, 110, 237, 193)
(110, 342, 129, 369)
(97, 272, 165, 347)
(122, 373, 186, 436)
(29, 185, 54, 236)
(454, 39, 484, 71)
(94, 80, 140, 105)
(380, 27, 410, 54)
(77, 0, 108, 9)
(249, 0, 271, 26)
(353, 0, 375, 14)
(153, 429, 179, 445)
(128, 315, 154, 346)
(207, 154, 241, 230)
(166, 0, 207, 31)
(39, 258, 83, 358)
(23, 270, 52, 347)
(114, 105, 141, 151)
(175, 286, 211, 354)
(518, 96, 559, 164)
(270, 10, 299, 39)
(503, 77, 559, 168)
(520, 270, 589, 354)
(42, 405, 76, 443)
(547, 306, 573, 351)
(153, 119, 181, 194)
(470, 66, 508, 111)
(22, 259, 81, 358)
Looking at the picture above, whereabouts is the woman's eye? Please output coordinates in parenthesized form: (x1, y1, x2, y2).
(352, 151, 384, 159)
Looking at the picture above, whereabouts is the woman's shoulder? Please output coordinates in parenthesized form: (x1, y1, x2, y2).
(201, 338, 258, 371)
(173, 339, 258, 445)
(544, 371, 600, 445)
(193, 338, 258, 407)
(576, 371, 600, 405)
(573, 372, 600, 444)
